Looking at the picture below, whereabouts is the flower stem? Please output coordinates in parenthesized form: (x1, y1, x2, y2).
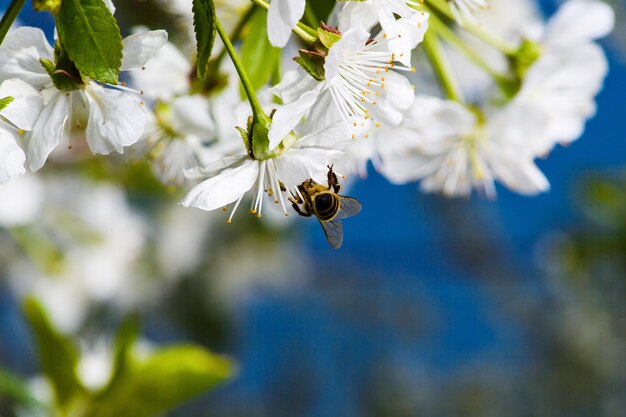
(208, 5, 255, 73)
(422, 29, 464, 103)
(427, 11, 518, 96)
(248, 0, 317, 44)
(0, 0, 26, 45)
(424, 0, 518, 56)
(214, 16, 270, 124)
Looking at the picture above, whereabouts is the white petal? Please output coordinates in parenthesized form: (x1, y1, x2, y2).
(269, 68, 319, 104)
(0, 78, 43, 130)
(0, 128, 26, 184)
(25, 91, 68, 171)
(121, 30, 168, 71)
(378, 11, 429, 67)
(275, 147, 342, 186)
(170, 95, 214, 138)
(129, 42, 192, 100)
(0, 27, 54, 90)
(85, 84, 147, 155)
(181, 157, 259, 211)
(545, 0, 615, 47)
(267, 0, 306, 47)
(369, 71, 415, 127)
(491, 156, 550, 195)
(103, 0, 116, 14)
(324, 27, 370, 82)
(338, 2, 380, 32)
(268, 89, 319, 150)
(184, 154, 247, 180)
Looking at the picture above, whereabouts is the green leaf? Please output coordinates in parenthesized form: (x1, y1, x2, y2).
(294, 50, 326, 81)
(240, 8, 281, 97)
(87, 345, 234, 417)
(22, 298, 83, 406)
(105, 314, 140, 389)
(0, 367, 42, 408)
(192, 0, 217, 80)
(56, 0, 123, 85)
(311, 0, 342, 22)
(0, 96, 14, 112)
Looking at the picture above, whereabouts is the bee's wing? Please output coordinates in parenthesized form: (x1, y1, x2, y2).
(337, 196, 362, 219)
(319, 218, 343, 249)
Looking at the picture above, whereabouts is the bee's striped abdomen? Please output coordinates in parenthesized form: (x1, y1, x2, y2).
(313, 192, 340, 221)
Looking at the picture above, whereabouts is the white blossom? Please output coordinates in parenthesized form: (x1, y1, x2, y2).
(514, 0, 615, 155)
(0, 79, 42, 183)
(376, 96, 549, 197)
(0, 27, 167, 171)
(181, 122, 351, 222)
(269, 22, 428, 150)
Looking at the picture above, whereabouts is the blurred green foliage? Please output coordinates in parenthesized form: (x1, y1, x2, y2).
(2, 299, 234, 417)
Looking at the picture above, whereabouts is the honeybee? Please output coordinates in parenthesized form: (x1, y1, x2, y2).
(290, 166, 362, 249)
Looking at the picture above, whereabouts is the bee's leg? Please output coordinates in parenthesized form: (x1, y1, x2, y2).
(291, 201, 311, 217)
(288, 192, 303, 205)
(327, 165, 341, 193)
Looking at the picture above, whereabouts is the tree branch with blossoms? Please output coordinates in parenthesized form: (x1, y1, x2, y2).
(0, 0, 617, 245)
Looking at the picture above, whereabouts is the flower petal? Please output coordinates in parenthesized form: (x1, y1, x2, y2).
(181, 157, 259, 211)
(0, 27, 54, 90)
(85, 84, 147, 155)
(267, 0, 306, 47)
(25, 91, 68, 172)
(121, 30, 168, 71)
(268, 89, 319, 150)
(545, 0, 615, 47)
(269, 68, 319, 104)
(338, 2, 380, 32)
(171, 95, 215, 138)
(129, 42, 192, 100)
(275, 147, 342, 186)
(0, 128, 26, 184)
(0, 78, 43, 130)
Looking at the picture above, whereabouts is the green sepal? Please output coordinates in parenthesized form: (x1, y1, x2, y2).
(236, 126, 250, 154)
(56, 0, 123, 85)
(0, 96, 14, 113)
(40, 54, 83, 92)
(192, 0, 217, 80)
(294, 50, 326, 81)
(317, 26, 341, 50)
(251, 120, 272, 160)
(511, 39, 542, 80)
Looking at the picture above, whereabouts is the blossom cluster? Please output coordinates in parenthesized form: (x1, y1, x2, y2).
(0, 0, 616, 241)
